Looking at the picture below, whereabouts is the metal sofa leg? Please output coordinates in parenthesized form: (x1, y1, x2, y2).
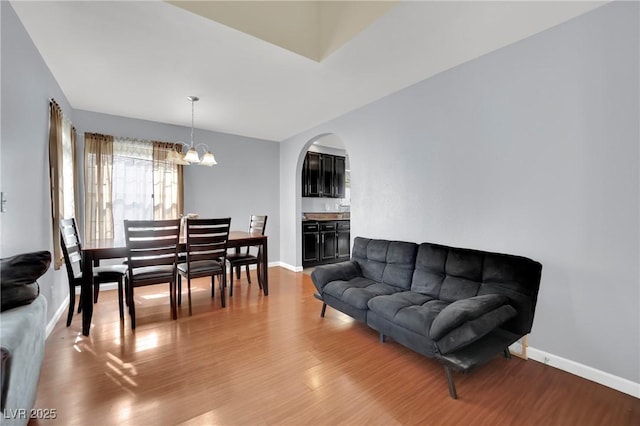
(444, 366, 458, 399)
(320, 303, 327, 317)
(379, 333, 385, 343)
(504, 348, 512, 359)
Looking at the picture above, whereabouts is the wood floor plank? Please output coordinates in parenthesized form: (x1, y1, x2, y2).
(30, 267, 640, 425)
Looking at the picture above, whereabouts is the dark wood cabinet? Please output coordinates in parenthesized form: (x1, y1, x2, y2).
(320, 222, 337, 261)
(302, 222, 320, 263)
(336, 221, 350, 259)
(334, 156, 346, 199)
(302, 220, 350, 267)
(320, 155, 334, 197)
(302, 152, 321, 197)
(302, 152, 345, 198)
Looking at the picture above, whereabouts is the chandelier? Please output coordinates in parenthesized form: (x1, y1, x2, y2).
(169, 96, 217, 166)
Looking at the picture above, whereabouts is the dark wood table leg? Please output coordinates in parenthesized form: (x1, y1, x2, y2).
(261, 239, 268, 296)
(81, 250, 94, 336)
(234, 246, 241, 279)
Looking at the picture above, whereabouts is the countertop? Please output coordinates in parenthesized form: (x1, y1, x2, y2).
(302, 212, 350, 221)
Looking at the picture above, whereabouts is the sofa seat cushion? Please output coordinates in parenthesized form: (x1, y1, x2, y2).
(323, 277, 399, 310)
(367, 291, 450, 337)
(430, 294, 517, 354)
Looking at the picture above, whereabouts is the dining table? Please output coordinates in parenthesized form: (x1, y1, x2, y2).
(80, 230, 268, 336)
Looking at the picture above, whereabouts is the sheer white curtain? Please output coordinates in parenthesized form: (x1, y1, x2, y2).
(112, 139, 154, 244)
(153, 142, 183, 220)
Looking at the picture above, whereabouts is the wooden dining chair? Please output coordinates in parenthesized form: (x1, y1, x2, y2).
(226, 215, 267, 297)
(124, 219, 181, 329)
(177, 218, 231, 315)
(60, 218, 128, 327)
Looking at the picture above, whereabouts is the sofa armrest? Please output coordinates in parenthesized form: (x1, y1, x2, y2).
(310, 261, 362, 295)
(430, 294, 517, 355)
(1, 251, 50, 312)
(0, 295, 47, 417)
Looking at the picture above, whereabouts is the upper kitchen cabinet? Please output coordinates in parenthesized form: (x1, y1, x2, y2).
(303, 152, 321, 197)
(333, 156, 345, 199)
(302, 152, 346, 198)
(320, 154, 334, 197)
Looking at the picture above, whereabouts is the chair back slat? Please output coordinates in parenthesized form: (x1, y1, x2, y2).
(249, 215, 267, 235)
(127, 239, 180, 251)
(187, 226, 228, 235)
(130, 256, 178, 269)
(244, 215, 267, 255)
(68, 251, 82, 264)
(125, 228, 181, 239)
(125, 219, 180, 270)
(60, 218, 83, 282)
(188, 253, 224, 263)
(189, 234, 229, 245)
(126, 219, 181, 228)
(128, 246, 179, 258)
(185, 218, 231, 265)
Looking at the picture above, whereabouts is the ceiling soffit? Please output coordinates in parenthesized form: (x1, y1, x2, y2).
(166, 1, 398, 62)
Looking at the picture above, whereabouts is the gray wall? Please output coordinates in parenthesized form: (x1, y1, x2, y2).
(0, 2, 74, 322)
(279, 2, 639, 383)
(73, 110, 281, 263)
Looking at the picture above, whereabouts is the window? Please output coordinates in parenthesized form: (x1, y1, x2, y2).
(84, 134, 183, 244)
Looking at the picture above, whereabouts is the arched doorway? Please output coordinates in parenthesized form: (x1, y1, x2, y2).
(296, 134, 350, 269)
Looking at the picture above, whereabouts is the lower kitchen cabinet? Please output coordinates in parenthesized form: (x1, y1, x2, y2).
(302, 220, 350, 267)
(303, 222, 320, 263)
(320, 222, 337, 261)
(337, 221, 350, 259)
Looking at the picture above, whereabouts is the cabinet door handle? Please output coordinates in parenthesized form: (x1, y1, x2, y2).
(316, 235, 319, 244)
(322, 235, 325, 244)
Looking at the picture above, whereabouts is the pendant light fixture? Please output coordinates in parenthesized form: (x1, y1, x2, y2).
(172, 96, 217, 166)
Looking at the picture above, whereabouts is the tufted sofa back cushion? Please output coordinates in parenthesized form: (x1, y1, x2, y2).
(411, 243, 542, 335)
(352, 237, 418, 290)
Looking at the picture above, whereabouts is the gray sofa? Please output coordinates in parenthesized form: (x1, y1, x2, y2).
(311, 237, 542, 398)
(1, 252, 49, 426)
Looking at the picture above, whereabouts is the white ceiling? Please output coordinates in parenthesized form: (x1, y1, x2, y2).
(10, 1, 605, 142)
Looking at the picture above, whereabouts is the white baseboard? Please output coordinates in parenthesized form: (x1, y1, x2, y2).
(274, 261, 303, 272)
(45, 295, 69, 339)
(219, 262, 304, 272)
(527, 346, 640, 398)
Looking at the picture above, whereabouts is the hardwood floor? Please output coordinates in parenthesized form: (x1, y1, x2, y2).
(33, 267, 639, 425)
